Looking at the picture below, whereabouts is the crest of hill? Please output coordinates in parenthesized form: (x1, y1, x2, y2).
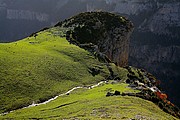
(55, 12, 134, 67)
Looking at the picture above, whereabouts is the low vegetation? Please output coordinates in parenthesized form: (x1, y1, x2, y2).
(55, 11, 133, 45)
(0, 29, 108, 113)
(0, 27, 130, 114)
(0, 82, 177, 120)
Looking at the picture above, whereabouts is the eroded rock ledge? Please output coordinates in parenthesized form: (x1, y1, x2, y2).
(55, 11, 134, 67)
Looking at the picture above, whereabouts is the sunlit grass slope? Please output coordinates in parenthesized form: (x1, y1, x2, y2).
(0, 27, 177, 119)
(0, 83, 177, 120)
(0, 27, 124, 113)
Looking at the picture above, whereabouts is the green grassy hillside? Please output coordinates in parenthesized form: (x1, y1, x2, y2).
(0, 82, 177, 120)
(0, 27, 178, 119)
(0, 12, 179, 119)
(0, 25, 133, 114)
(0, 27, 117, 113)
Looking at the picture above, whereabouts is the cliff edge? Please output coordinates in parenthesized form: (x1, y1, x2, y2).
(55, 12, 134, 67)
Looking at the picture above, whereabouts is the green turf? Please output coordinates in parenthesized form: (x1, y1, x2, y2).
(0, 27, 177, 119)
(0, 83, 177, 120)
(0, 28, 129, 113)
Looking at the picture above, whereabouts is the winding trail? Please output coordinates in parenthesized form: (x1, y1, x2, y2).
(1, 81, 107, 116)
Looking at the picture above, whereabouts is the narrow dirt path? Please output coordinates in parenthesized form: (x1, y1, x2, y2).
(1, 81, 107, 116)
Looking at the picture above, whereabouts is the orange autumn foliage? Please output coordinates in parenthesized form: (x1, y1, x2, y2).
(166, 101, 175, 107)
(167, 101, 171, 105)
(155, 91, 168, 100)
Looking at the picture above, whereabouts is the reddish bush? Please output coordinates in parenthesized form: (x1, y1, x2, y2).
(155, 92, 167, 100)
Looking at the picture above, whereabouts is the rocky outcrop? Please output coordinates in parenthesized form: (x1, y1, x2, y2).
(111, 0, 180, 106)
(55, 12, 134, 67)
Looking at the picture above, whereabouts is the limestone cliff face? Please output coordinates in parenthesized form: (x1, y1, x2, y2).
(55, 12, 134, 67)
(112, 1, 180, 86)
(0, 0, 56, 42)
(83, 24, 134, 67)
(110, 0, 180, 36)
(6, 9, 49, 22)
(130, 45, 180, 64)
(130, 45, 180, 76)
(100, 0, 180, 106)
(112, 0, 180, 106)
(102, 25, 133, 66)
(113, 0, 156, 16)
(138, 2, 180, 36)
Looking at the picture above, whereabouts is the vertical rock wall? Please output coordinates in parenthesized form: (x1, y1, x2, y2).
(99, 26, 133, 66)
(57, 12, 134, 67)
